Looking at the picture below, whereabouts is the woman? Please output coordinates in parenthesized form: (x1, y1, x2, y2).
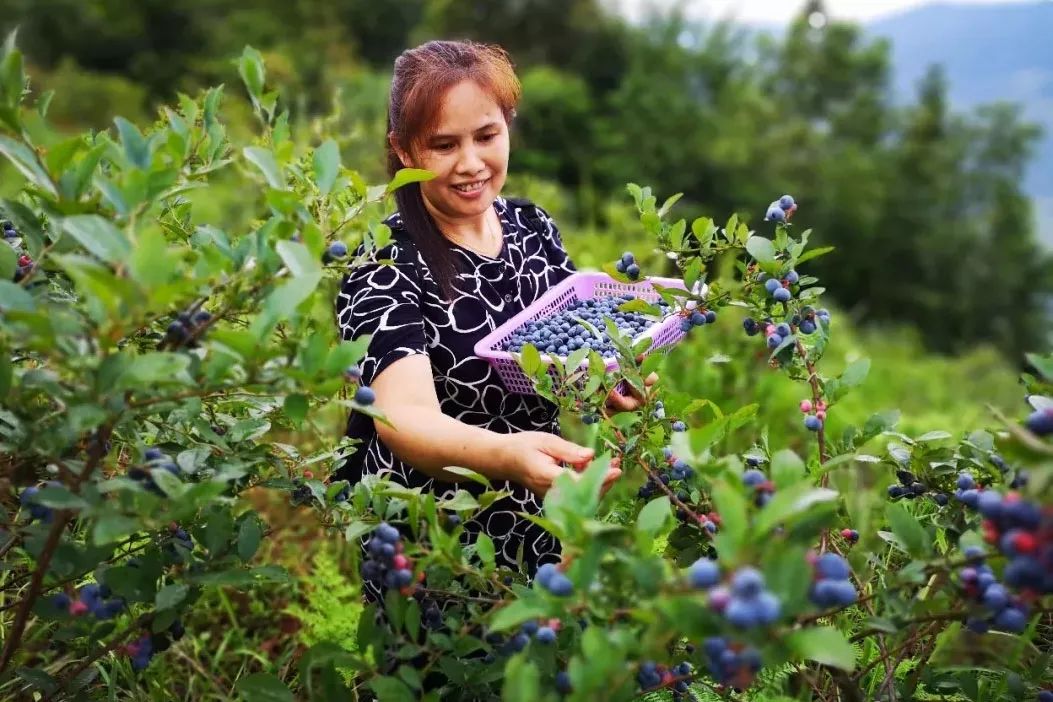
(334, 39, 656, 586)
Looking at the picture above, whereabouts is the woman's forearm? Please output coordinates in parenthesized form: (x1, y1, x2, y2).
(373, 405, 515, 484)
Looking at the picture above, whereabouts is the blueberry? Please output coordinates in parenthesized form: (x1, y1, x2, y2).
(965, 617, 989, 634)
(705, 310, 716, 323)
(767, 334, 783, 349)
(520, 620, 539, 636)
(327, 241, 348, 259)
(672, 421, 686, 432)
(626, 263, 640, 279)
(730, 567, 764, 598)
(766, 206, 786, 222)
(799, 320, 816, 334)
(956, 472, 976, 490)
(804, 415, 822, 431)
(992, 606, 1028, 633)
(779, 195, 795, 210)
(1025, 409, 1053, 435)
(785, 270, 799, 284)
(756, 591, 782, 623)
(615, 260, 626, 273)
(688, 558, 721, 589)
(535, 626, 556, 644)
(981, 584, 1009, 611)
(376, 522, 400, 544)
(764, 279, 781, 294)
(815, 554, 851, 580)
(742, 469, 766, 487)
(354, 386, 375, 405)
(344, 365, 362, 381)
(934, 492, 949, 506)
(621, 252, 635, 266)
(545, 573, 574, 597)
(555, 671, 572, 694)
(725, 597, 759, 628)
(957, 488, 980, 508)
(775, 323, 791, 337)
(773, 287, 792, 302)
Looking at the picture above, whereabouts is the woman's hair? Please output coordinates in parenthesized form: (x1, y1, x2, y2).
(386, 40, 521, 302)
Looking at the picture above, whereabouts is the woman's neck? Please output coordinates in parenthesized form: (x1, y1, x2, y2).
(423, 199, 497, 244)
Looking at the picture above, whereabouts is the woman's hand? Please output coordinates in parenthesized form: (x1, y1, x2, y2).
(604, 372, 660, 414)
(498, 431, 622, 498)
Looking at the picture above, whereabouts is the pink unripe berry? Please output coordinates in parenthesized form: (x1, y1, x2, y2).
(764, 325, 775, 336)
(816, 410, 826, 421)
(393, 554, 410, 570)
(69, 600, 89, 616)
(708, 586, 731, 611)
(817, 400, 827, 411)
(800, 400, 813, 413)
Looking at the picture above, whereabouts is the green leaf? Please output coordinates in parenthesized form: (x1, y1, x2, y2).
(0, 241, 15, 280)
(488, 597, 550, 632)
(502, 656, 541, 702)
(118, 353, 193, 388)
(283, 394, 309, 427)
(92, 515, 139, 545)
(368, 676, 415, 702)
(243, 146, 285, 189)
(386, 168, 435, 193)
(636, 496, 671, 534)
(0, 135, 57, 196)
(237, 517, 262, 562)
(475, 533, 495, 572)
(795, 246, 835, 265)
(313, 139, 340, 196)
(114, 117, 150, 169)
(745, 236, 776, 265)
(710, 479, 747, 561)
(839, 358, 870, 389)
(885, 502, 931, 557)
(786, 627, 856, 671)
(0, 281, 34, 311)
(128, 227, 176, 288)
(235, 673, 294, 702)
(155, 583, 189, 611)
(753, 485, 839, 535)
(275, 240, 321, 277)
(237, 46, 266, 102)
(252, 273, 322, 336)
(61, 216, 131, 264)
(441, 466, 491, 488)
(1024, 353, 1053, 381)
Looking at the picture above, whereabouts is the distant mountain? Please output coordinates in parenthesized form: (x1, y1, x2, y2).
(865, 1, 1053, 247)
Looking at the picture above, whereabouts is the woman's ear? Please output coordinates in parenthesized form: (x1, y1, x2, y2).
(388, 133, 413, 169)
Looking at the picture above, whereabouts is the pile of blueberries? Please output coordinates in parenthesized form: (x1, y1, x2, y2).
(19, 482, 61, 523)
(686, 561, 783, 630)
(534, 561, 575, 597)
(362, 522, 418, 594)
(124, 620, 185, 671)
(50, 583, 126, 620)
(807, 553, 859, 608)
(636, 659, 694, 698)
(702, 637, 763, 692)
(956, 472, 1051, 596)
(129, 447, 183, 495)
(3, 216, 35, 283)
(165, 308, 212, 349)
(498, 295, 671, 358)
(886, 468, 946, 504)
(614, 251, 642, 280)
(742, 467, 776, 508)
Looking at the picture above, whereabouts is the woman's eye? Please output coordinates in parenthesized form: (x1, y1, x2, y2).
(479, 133, 497, 142)
(435, 143, 454, 151)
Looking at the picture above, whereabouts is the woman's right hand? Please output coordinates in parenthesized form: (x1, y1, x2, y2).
(498, 431, 622, 498)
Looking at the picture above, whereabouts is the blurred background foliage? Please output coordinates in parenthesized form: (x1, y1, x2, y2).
(0, 1, 1048, 694)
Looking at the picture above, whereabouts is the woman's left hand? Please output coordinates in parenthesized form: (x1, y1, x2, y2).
(603, 372, 659, 414)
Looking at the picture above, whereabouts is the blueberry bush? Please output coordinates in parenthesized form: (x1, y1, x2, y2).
(2, 38, 1052, 702)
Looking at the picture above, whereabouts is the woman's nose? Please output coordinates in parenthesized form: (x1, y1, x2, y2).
(457, 145, 486, 175)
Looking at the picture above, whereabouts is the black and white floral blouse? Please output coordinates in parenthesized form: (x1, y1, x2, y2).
(334, 196, 577, 577)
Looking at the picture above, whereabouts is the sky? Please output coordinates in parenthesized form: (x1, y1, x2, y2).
(608, 0, 1041, 25)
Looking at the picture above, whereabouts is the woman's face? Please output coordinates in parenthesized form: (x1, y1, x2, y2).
(395, 79, 510, 222)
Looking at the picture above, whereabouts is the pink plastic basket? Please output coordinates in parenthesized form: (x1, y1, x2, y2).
(474, 272, 689, 396)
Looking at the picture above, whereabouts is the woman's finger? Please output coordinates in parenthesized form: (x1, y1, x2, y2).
(605, 389, 637, 412)
(643, 372, 659, 387)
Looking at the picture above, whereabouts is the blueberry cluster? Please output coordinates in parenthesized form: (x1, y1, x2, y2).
(678, 307, 717, 334)
(19, 482, 61, 523)
(693, 566, 781, 628)
(52, 583, 126, 619)
(887, 469, 933, 501)
(636, 660, 693, 697)
(742, 468, 776, 507)
(808, 553, 858, 608)
(702, 637, 763, 691)
(958, 547, 1033, 634)
(798, 398, 827, 433)
(614, 251, 641, 280)
(535, 562, 574, 596)
(124, 620, 185, 671)
(1026, 406, 1053, 436)
(165, 309, 212, 349)
(164, 525, 194, 563)
(498, 295, 671, 358)
(764, 194, 798, 223)
(290, 478, 313, 506)
(3, 216, 35, 283)
(362, 522, 417, 595)
(128, 447, 182, 495)
(761, 270, 797, 303)
(956, 480, 1051, 596)
(323, 241, 348, 264)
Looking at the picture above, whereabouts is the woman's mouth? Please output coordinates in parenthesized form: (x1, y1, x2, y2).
(451, 178, 489, 194)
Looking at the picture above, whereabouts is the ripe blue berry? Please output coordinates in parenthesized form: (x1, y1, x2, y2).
(730, 567, 764, 598)
(766, 206, 786, 222)
(376, 522, 400, 543)
(354, 386, 375, 405)
(785, 270, 799, 284)
(626, 263, 641, 279)
(764, 279, 781, 294)
(992, 606, 1027, 633)
(779, 195, 795, 210)
(1025, 409, 1053, 435)
(799, 320, 816, 334)
(775, 323, 791, 337)
(621, 252, 635, 266)
(767, 334, 783, 349)
(742, 469, 766, 487)
(804, 415, 822, 431)
(344, 365, 362, 381)
(555, 671, 572, 694)
(957, 472, 976, 490)
(725, 597, 759, 628)
(815, 554, 850, 580)
(327, 241, 348, 258)
(536, 626, 556, 644)
(688, 558, 721, 589)
(615, 260, 626, 273)
(773, 287, 792, 302)
(705, 310, 716, 323)
(671, 421, 686, 432)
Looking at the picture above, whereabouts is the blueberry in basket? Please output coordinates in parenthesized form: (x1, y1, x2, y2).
(498, 295, 671, 358)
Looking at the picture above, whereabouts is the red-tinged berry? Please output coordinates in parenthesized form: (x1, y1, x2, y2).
(800, 400, 812, 413)
(303, 470, 314, 479)
(816, 410, 827, 421)
(18, 254, 31, 266)
(1011, 531, 1037, 554)
(69, 600, 89, 616)
(393, 554, 410, 570)
(817, 400, 827, 411)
